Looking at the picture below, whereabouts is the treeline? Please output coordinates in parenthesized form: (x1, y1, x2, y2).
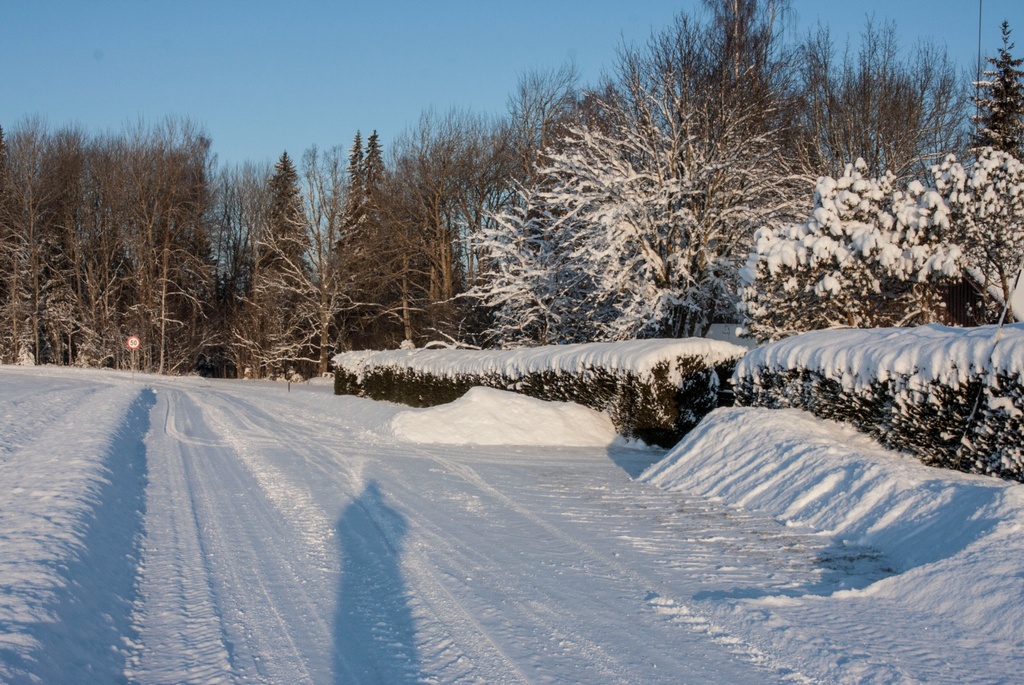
(1, 0, 1017, 377)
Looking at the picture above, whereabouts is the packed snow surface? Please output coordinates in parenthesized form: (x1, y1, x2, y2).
(736, 322, 1024, 389)
(334, 337, 747, 384)
(2, 365, 1023, 683)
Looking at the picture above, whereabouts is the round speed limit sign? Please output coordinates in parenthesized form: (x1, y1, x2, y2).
(126, 336, 141, 351)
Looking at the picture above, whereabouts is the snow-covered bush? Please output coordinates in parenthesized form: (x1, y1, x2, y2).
(734, 324, 1024, 481)
(932, 147, 1024, 319)
(16, 347, 35, 366)
(741, 159, 962, 342)
(333, 339, 747, 446)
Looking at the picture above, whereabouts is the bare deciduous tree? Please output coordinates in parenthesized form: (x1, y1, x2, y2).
(794, 19, 968, 180)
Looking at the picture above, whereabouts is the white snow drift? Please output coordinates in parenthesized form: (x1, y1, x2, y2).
(386, 386, 619, 446)
(642, 406, 1024, 638)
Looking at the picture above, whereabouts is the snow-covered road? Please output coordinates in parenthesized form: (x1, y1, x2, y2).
(2, 367, 1023, 683)
(132, 378, 819, 683)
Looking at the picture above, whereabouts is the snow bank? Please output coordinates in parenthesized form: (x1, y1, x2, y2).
(387, 387, 619, 447)
(334, 338, 745, 385)
(641, 407, 1024, 634)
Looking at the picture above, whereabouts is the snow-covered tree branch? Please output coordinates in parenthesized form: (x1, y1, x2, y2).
(741, 159, 962, 341)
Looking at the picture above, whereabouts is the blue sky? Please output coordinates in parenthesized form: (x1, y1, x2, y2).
(3, 1, 1022, 168)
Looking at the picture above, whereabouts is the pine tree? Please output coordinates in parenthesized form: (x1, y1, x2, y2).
(974, 21, 1024, 157)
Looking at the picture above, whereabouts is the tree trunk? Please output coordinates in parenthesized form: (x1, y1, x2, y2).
(318, 303, 330, 376)
(158, 237, 170, 374)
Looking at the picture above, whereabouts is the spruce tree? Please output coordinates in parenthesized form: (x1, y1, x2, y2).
(363, 130, 384, 197)
(344, 131, 365, 230)
(251, 151, 310, 378)
(262, 151, 307, 273)
(974, 21, 1024, 156)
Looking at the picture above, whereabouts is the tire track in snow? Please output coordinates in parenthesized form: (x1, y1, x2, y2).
(166, 386, 441, 683)
(407, 448, 816, 684)
(193, 396, 339, 578)
(205, 388, 806, 682)
(313, 436, 782, 683)
(200, 389, 533, 684)
(153, 387, 347, 684)
(346, 481, 534, 685)
(434, 446, 1007, 684)
(176, 428, 324, 684)
(127, 389, 236, 685)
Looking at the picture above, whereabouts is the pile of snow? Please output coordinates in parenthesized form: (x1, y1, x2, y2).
(334, 338, 746, 385)
(386, 387, 619, 447)
(736, 323, 1024, 389)
(642, 406, 1024, 635)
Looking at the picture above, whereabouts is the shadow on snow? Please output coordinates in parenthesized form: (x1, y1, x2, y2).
(604, 441, 905, 600)
(333, 480, 423, 684)
(605, 443, 668, 479)
(1, 388, 154, 683)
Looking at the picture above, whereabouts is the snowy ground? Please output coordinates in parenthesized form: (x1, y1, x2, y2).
(1, 366, 1022, 684)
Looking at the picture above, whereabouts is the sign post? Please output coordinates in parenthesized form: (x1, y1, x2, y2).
(126, 336, 140, 381)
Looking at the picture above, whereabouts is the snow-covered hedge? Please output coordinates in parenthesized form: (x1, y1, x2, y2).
(333, 339, 747, 446)
(734, 324, 1024, 481)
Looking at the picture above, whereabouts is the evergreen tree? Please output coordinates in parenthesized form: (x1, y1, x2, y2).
(262, 151, 307, 273)
(363, 130, 384, 202)
(974, 21, 1024, 157)
(345, 129, 396, 345)
(344, 131, 364, 230)
(249, 151, 311, 378)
